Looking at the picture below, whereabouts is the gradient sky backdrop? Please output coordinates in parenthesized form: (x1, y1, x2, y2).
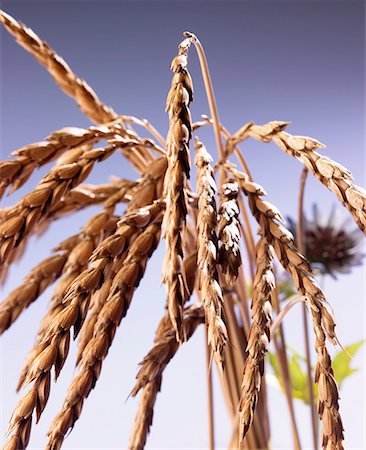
(1, 1, 365, 449)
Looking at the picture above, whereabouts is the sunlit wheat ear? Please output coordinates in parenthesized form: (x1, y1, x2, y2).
(45, 206, 163, 450)
(218, 180, 242, 286)
(162, 36, 194, 343)
(0, 249, 67, 335)
(0, 136, 142, 268)
(195, 138, 227, 371)
(231, 119, 366, 234)
(239, 236, 274, 443)
(129, 304, 204, 450)
(0, 125, 122, 199)
(3, 158, 166, 449)
(15, 219, 119, 393)
(0, 10, 117, 125)
(228, 164, 344, 450)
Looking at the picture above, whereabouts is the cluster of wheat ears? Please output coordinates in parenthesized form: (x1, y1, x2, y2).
(0, 9, 365, 450)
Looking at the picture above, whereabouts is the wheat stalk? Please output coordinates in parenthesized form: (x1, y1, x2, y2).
(195, 138, 227, 371)
(228, 164, 344, 450)
(162, 37, 194, 342)
(239, 236, 275, 443)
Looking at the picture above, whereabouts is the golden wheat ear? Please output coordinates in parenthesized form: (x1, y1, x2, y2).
(162, 36, 194, 343)
(129, 304, 204, 450)
(239, 236, 275, 441)
(0, 10, 117, 125)
(45, 208, 163, 450)
(0, 125, 122, 199)
(228, 164, 344, 450)
(195, 138, 227, 372)
(230, 119, 366, 234)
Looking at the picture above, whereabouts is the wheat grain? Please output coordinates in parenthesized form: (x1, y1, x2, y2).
(239, 236, 275, 443)
(195, 139, 227, 371)
(162, 37, 194, 342)
(218, 181, 242, 286)
(228, 164, 344, 449)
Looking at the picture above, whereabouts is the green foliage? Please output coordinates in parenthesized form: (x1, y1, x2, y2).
(332, 340, 364, 388)
(267, 340, 363, 404)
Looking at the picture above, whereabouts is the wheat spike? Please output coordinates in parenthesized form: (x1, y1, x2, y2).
(239, 236, 275, 442)
(0, 136, 141, 266)
(228, 164, 344, 450)
(162, 37, 194, 342)
(45, 207, 163, 450)
(218, 181, 242, 286)
(4, 158, 166, 448)
(229, 120, 366, 234)
(195, 139, 227, 371)
(129, 304, 204, 450)
(0, 124, 122, 199)
(0, 248, 68, 334)
(0, 10, 117, 125)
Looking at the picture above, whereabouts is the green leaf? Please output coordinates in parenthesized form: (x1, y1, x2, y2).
(289, 355, 309, 403)
(332, 340, 364, 387)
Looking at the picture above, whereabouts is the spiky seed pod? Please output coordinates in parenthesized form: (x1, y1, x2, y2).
(195, 139, 227, 371)
(239, 236, 275, 441)
(228, 164, 344, 450)
(218, 181, 242, 286)
(45, 211, 163, 450)
(162, 37, 194, 342)
(129, 304, 204, 450)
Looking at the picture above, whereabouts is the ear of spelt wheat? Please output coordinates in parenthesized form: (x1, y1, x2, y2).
(239, 236, 275, 442)
(195, 138, 227, 371)
(45, 206, 163, 450)
(162, 37, 194, 342)
(218, 180, 242, 286)
(228, 164, 344, 450)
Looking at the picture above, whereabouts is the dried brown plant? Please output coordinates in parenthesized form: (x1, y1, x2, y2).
(1, 9, 364, 450)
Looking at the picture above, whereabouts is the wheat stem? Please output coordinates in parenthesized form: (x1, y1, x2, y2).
(297, 167, 319, 450)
